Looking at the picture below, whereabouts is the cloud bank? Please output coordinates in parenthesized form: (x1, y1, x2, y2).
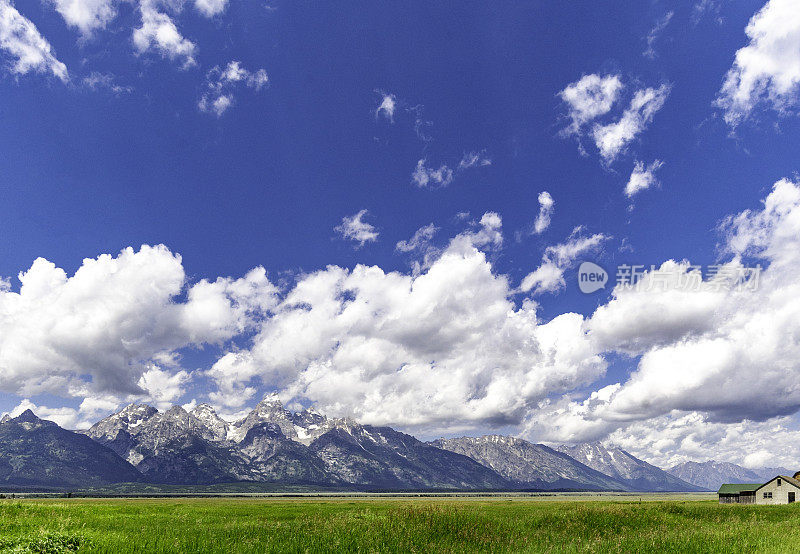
(5, 179, 800, 466)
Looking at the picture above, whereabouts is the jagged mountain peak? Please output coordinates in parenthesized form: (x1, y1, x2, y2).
(190, 403, 229, 442)
(14, 409, 41, 423)
(255, 393, 284, 409)
(557, 442, 702, 492)
(101, 403, 158, 428)
(113, 403, 159, 422)
(431, 435, 629, 491)
(119, 402, 156, 414)
(8, 409, 59, 430)
(191, 403, 218, 415)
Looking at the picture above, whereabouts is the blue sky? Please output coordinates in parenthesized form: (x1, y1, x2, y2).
(2, 0, 800, 467)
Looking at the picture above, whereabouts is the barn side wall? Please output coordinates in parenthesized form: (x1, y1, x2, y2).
(755, 479, 800, 505)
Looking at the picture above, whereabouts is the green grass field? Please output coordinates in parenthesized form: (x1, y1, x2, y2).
(2, 495, 800, 553)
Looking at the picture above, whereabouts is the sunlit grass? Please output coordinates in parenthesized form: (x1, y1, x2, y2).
(1, 497, 799, 553)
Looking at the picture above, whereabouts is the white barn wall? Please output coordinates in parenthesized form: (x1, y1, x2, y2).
(755, 477, 800, 505)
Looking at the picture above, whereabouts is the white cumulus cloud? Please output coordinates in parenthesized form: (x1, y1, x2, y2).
(716, 0, 800, 127)
(592, 84, 670, 163)
(0, 245, 277, 402)
(133, 0, 197, 67)
(51, 0, 116, 36)
(0, 0, 68, 81)
(525, 178, 800, 463)
(559, 74, 669, 164)
(206, 214, 605, 433)
(559, 74, 624, 136)
(375, 93, 397, 122)
(625, 159, 664, 197)
(194, 0, 227, 17)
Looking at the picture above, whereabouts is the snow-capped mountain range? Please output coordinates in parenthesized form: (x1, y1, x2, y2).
(0, 398, 788, 491)
(82, 397, 508, 488)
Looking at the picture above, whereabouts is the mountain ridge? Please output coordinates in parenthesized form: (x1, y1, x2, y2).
(84, 399, 510, 489)
(0, 409, 142, 488)
(1, 400, 777, 492)
(429, 435, 631, 491)
(556, 442, 702, 492)
(667, 460, 795, 490)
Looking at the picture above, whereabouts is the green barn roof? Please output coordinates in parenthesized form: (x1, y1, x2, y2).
(718, 483, 761, 494)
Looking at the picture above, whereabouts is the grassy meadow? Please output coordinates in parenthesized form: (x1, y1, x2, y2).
(2, 495, 800, 553)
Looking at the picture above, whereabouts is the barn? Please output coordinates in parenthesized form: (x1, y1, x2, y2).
(718, 473, 800, 505)
(717, 483, 760, 504)
(754, 475, 800, 505)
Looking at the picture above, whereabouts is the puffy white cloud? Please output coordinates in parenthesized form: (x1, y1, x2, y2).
(375, 93, 396, 122)
(133, 0, 196, 67)
(716, 0, 800, 127)
(454, 212, 503, 251)
(137, 366, 190, 409)
(47, 0, 219, 60)
(519, 261, 564, 296)
(559, 74, 669, 164)
(592, 84, 670, 163)
(625, 159, 664, 197)
(559, 74, 623, 136)
(532, 404, 800, 469)
(527, 178, 800, 460)
(198, 61, 269, 116)
(643, 11, 673, 59)
(607, 412, 800, 470)
(397, 215, 501, 277)
(194, 0, 226, 17)
(51, 0, 115, 36)
(12, 179, 800, 467)
(207, 213, 605, 433)
(0, 0, 68, 81)
(334, 209, 379, 247)
(77, 395, 120, 420)
(533, 191, 554, 234)
(0, 245, 277, 402)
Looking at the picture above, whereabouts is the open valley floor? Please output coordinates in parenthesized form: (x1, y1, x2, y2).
(2, 494, 799, 553)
